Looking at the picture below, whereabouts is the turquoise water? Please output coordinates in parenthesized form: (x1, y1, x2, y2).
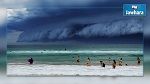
(0, 53, 6, 73)
(7, 44, 143, 65)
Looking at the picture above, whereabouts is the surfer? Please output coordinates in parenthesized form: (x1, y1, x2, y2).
(28, 57, 34, 64)
(112, 60, 116, 69)
(118, 58, 123, 66)
(137, 57, 141, 65)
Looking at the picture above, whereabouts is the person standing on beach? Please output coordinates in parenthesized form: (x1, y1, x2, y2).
(137, 57, 141, 65)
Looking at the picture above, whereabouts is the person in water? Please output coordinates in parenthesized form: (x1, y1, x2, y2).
(100, 61, 105, 67)
(118, 58, 123, 66)
(76, 56, 80, 63)
(88, 57, 91, 61)
(102, 63, 105, 67)
(137, 57, 141, 65)
(86, 57, 91, 66)
(100, 61, 103, 67)
(112, 60, 116, 69)
(77, 59, 80, 63)
(28, 57, 34, 64)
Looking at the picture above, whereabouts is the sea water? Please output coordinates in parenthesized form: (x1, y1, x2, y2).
(7, 44, 143, 66)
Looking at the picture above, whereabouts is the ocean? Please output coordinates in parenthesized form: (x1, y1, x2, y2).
(7, 44, 143, 66)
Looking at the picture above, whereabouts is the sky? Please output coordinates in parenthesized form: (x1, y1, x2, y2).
(0, 0, 146, 8)
(0, 8, 6, 50)
(4, 0, 146, 45)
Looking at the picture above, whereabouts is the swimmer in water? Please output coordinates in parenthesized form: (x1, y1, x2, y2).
(86, 57, 91, 66)
(100, 61, 103, 67)
(76, 55, 80, 63)
(137, 57, 141, 65)
(88, 57, 90, 61)
(100, 61, 105, 67)
(76, 59, 80, 63)
(112, 60, 116, 69)
(118, 58, 123, 66)
(28, 57, 34, 64)
(102, 63, 105, 67)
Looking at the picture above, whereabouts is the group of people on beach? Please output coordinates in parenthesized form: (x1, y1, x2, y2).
(27, 55, 141, 69)
(74, 56, 141, 69)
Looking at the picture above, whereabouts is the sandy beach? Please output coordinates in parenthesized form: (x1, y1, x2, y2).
(7, 64, 143, 76)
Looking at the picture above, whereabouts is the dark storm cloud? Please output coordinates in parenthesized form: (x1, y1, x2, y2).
(8, 8, 120, 31)
(7, 4, 144, 43)
(0, 25, 6, 37)
(16, 18, 143, 42)
(1, 0, 145, 8)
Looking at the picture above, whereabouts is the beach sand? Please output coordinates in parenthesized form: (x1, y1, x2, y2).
(7, 64, 143, 76)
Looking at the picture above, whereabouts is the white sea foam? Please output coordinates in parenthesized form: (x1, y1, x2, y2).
(7, 50, 142, 54)
(7, 64, 143, 76)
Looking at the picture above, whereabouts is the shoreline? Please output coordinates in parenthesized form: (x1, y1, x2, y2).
(7, 63, 143, 66)
(7, 64, 143, 76)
